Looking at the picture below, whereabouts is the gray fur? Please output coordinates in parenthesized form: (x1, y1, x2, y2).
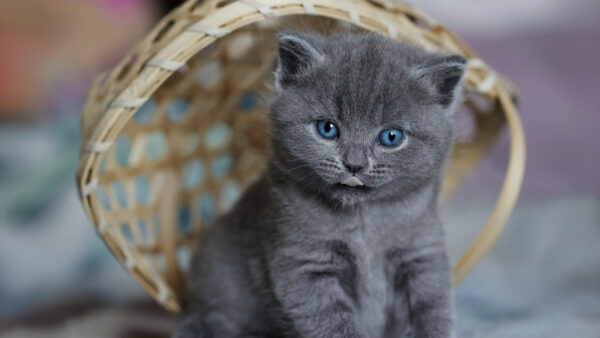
(174, 30, 466, 338)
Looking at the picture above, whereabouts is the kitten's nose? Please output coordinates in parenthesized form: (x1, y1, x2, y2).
(343, 161, 364, 174)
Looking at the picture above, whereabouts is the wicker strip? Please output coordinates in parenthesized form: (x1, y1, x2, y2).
(85, 141, 112, 153)
(467, 58, 486, 69)
(147, 58, 186, 72)
(109, 98, 149, 109)
(476, 73, 497, 94)
(82, 177, 98, 196)
(299, 0, 316, 14)
(114, 229, 136, 270)
(337, 0, 361, 24)
(97, 217, 109, 235)
(239, 0, 276, 17)
(146, 263, 172, 305)
(376, 12, 397, 39)
(186, 22, 230, 37)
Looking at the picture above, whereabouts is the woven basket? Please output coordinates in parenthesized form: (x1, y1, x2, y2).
(77, 0, 525, 313)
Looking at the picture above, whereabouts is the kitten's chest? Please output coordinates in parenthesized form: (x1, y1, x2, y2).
(288, 202, 418, 333)
(341, 212, 402, 336)
(349, 230, 390, 302)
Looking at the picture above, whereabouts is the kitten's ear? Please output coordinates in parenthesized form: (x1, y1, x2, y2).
(415, 54, 467, 108)
(275, 31, 325, 91)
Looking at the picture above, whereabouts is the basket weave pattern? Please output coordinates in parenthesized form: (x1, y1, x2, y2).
(77, 0, 525, 312)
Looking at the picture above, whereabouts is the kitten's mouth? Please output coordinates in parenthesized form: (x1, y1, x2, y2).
(340, 176, 364, 187)
(336, 175, 370, 191)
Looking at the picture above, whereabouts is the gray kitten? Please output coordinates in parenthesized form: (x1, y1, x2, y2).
(174, 30, 466, 338)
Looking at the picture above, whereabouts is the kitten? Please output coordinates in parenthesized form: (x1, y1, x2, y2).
(174, 30, 466, 338)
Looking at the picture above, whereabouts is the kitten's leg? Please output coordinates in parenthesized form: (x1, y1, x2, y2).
(393, 245, 455, 338)
(173, 310, 253, 338)
(178, 218, 268, 337)
(270, 241, 365, 338)
(172, 312, 212, 338)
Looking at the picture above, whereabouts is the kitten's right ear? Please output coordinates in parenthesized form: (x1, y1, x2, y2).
(415, 54, 467, 109)
(275, 31, 325, 91)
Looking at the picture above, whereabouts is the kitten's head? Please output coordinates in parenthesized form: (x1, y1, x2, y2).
(269, 30, 466, 207)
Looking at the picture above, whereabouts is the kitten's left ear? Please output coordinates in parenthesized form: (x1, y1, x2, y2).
(416, 54, 467, 108)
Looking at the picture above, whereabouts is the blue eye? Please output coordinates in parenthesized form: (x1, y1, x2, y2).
(378, 129, 404, 147)
(316, 120, 339, 139)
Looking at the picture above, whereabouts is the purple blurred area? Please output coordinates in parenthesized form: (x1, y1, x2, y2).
(0, 0, 598, 337)
(469, 29, 600, 197)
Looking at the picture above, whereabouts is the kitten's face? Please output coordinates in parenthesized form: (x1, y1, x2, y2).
(269, 31, 466, 206)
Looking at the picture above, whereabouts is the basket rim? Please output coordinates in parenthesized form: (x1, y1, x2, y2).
(76, 0, 525, 313)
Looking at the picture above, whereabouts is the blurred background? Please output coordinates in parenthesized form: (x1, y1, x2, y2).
(0, 0, 598, 337)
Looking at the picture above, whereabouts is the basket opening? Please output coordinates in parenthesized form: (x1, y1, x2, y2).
(92, 16, 379, 289)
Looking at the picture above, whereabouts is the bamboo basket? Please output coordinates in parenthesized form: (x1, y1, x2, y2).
(76, 0, 526, 313)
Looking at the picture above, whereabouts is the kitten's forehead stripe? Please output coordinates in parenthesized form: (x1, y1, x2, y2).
(318, 34, 431, 130)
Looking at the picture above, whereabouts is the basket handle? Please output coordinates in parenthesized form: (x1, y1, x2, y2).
(452, 88, 526, 285)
